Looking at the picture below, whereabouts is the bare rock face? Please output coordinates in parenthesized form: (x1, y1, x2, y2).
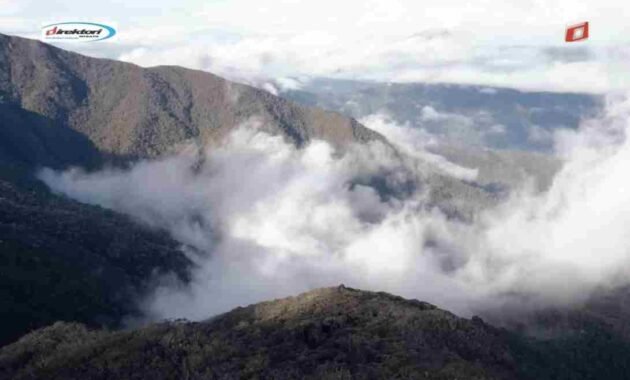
(0, 286, 519, 380)
(0, 33, 383, 165)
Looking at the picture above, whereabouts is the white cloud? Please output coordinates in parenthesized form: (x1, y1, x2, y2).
(479, 87, 498, 95)
(261, 82, 278, 95)
(527, 125, 554, 144)
(2, 0, 628, 93)
(360, 113, 479, 181)
(38, 93, 630, 321)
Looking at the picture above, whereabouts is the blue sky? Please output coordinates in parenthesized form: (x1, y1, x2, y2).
(2, 0, 629, 93)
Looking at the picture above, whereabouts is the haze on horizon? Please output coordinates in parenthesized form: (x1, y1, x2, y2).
(1, 0, 629, 93)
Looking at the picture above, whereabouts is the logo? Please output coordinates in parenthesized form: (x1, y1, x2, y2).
(565, 21, 589, 42)
(41, 22, 117, 42)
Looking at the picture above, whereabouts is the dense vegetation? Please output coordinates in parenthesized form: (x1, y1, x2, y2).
(0, 286, 520, 379)
(0, 175, 191, 345)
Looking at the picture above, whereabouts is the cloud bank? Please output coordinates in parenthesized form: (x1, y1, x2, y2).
(39, 93, 630, 322)
(4, 0, 630, 93)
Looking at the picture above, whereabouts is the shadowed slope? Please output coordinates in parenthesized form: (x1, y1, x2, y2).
(0, 178, 192, 346)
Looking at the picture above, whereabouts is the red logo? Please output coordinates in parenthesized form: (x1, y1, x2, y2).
(565, 22, 589, 42)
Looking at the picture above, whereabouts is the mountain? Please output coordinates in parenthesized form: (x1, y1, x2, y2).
(3, 33, 630, 379)
(0, 34, 506, 350)
(0, 34, 382, 166)
(0, 33, 391, 346)
(3, 286, 630, 380)
(0, 176, 193, 346)
(277, 77, 599, 193)
(0, 286, 519, 379)
(279, 77, 602, 153)
(427, 143, 562, 192)
(0, 33, 500, 348)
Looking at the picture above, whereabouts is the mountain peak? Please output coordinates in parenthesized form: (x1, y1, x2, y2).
(0, 33, 385, 168)
(236, 285, 440, 323)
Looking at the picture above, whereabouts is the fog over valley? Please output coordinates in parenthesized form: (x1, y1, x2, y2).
(39, 93, 630, 324)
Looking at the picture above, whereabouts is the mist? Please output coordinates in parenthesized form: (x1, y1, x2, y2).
(39, 93, 630, 322)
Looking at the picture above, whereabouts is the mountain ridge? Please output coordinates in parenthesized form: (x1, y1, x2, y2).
(0, 286, 520, 380)
(0, 33, 384, 167)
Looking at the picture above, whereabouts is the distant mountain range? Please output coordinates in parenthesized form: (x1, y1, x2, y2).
(280, 77, 602, 152)
(277, 77, 603, 193)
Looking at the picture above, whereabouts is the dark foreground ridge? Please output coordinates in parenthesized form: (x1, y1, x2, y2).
(3, 286, 630, 379)
(0, 286, 518, 380)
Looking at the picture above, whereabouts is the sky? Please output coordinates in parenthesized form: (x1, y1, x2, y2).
(2, 0, 629, 93)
